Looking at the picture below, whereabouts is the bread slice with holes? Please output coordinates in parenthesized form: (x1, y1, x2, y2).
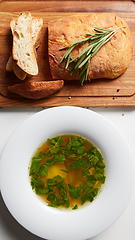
(6, 55, 27, 80)
(8, 80, 64, 99)
(11, 57, 27, 80)
(12, 12, 40, 76)
(11, 16, 43, 48)
(6, 15, 43, 80)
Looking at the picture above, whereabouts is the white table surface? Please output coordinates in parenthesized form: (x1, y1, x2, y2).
(0, 106, 135, 240)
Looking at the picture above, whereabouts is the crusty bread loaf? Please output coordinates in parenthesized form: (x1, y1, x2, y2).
(12, 12, 39, 76)
(48, 13, 133, 81)
(8, 80, 64, 99)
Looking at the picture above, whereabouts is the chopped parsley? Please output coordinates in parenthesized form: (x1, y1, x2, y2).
(29, 135, 106, 210)
(68, 184, 83, 199)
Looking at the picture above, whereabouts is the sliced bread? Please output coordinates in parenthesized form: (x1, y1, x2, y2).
(6, 13, 43, 79)
(12, 12, 39, 75)
(8, 80, 64, 99)
(6, 55, 14, 72)
(12, 56, 27, 80)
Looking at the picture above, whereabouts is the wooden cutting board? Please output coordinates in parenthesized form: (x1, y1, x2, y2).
(0, 0, 135, 107)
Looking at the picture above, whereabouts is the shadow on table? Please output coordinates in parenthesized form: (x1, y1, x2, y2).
(0, 192, 45, 240)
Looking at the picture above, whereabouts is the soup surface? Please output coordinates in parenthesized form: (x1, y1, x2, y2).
(29, 134, 106, 210)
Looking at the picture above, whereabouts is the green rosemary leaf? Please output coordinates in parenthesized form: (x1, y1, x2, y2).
(78, 55, 91, 69)
(86, 46, 93, 56)
(60, 44, 76, 63)
(69, 63, 75, 75)
(90, 33, 107, 40)
(65, 53, 71, 69)
(70, 45, 91, 63)
(94, 27, 113, 32)
(59, 27, 120, 84)
(91, 28, 120, 58)
(73, 54, 86, 70)
(78, 64, 88, 78)
(64, 45, 76, 59)
(60, 37, 90, 51)
(86, 64, 90, 80)
(81, 74, 86, 85)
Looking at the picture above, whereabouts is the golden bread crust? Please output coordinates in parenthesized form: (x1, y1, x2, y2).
(8, 80, 64, 99)
(48, 13, 133, 81)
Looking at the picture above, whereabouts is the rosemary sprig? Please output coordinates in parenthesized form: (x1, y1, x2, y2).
(60, 27, 120, 85)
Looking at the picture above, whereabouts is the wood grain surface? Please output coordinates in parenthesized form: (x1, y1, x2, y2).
(0, 0, 135, 107)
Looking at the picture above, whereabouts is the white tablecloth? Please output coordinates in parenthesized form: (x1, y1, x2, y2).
(0, 107, 135, 240)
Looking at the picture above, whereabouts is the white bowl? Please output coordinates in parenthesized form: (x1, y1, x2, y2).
(0, 106, 134, 240)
